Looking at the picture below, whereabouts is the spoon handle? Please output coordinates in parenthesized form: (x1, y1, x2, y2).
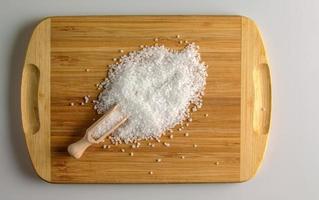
(68, 137, 92, 159)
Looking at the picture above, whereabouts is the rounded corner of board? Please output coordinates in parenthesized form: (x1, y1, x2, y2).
(33, 166, 52, 183)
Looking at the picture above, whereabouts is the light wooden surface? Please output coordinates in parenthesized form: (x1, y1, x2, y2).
(21, 16, 271, 183)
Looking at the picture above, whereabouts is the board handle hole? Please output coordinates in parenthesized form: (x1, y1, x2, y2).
(253, 63, 271, 135)
(23, 64, 40, 135)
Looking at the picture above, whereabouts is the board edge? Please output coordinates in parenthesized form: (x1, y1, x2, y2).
(240, 16, 272, 182)
(21, 17, 52, 183)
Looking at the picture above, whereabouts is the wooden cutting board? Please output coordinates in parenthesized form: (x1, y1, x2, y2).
(21, 16, 271, 183)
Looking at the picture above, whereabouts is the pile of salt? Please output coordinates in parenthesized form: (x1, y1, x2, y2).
(95, 43, 207, 143)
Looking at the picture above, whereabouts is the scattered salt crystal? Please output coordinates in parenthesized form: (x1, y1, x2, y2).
(95, 44, 207, 143)
(163, 142, 170, 147)
(69, 102, 74, 106)
(83, 96, 89, 104)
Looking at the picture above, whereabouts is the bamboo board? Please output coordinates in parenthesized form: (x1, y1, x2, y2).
(21, 16, 271, 183)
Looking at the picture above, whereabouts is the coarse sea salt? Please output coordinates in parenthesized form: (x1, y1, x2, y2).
(94, 43, 207, 143)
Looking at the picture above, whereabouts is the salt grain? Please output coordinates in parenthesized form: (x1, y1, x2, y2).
(163, 142, 170, 147)
(69, 102, 74, 106)
(84, 96, 89, 104)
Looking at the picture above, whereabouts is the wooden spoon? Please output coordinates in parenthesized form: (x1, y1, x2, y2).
(68, 105, 127, 159)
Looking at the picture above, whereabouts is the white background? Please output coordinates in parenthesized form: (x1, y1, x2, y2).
(0, 0, 318, 199)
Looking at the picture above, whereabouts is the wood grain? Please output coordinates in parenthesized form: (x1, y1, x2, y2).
(21, 16, 271, 183)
